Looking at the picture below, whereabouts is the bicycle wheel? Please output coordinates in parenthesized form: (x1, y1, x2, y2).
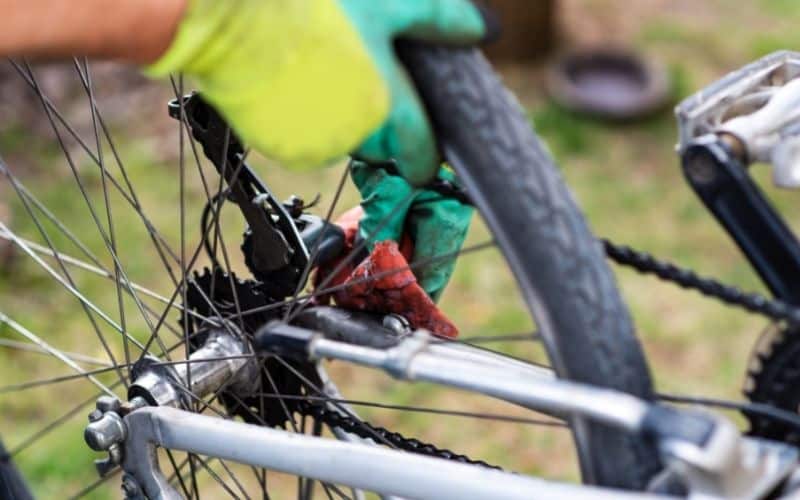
(0, 51, 658, 499)
(399, 44, 661, 488)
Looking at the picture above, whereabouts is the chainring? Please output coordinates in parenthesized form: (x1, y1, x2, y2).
(744, 324, 800, 445)
(185, 267, 321, 428)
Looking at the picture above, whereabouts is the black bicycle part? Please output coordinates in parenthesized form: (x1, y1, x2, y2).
(640, 406, 715, 449)
(0, 439, 33, 500)
(293, 307, 408, 350)
(254, 310, 406, 358)
(745, 324, 800, 445)
(681, 135, 800, 305)
(187, 283, 501, 468)
(184, 268, 320, 428)
(302, 402, 503, 471)
(602, 239, 800, 325)
(679, 133, 800, 440)
(602, 230, 800, 444)
(169, 94, 307, 298)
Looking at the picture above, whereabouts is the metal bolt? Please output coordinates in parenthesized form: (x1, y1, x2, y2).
(120, 396, 148, 415)
(121, 474, 141, 499)
(96, 395, 122, 414)
(84, 412, 127, 451)
(94, 456, 116, 478)
(770, 68, 788, 87)
(87, 409, 103, 423)
(383, 314, 411, 335)
(686, 154, 718, 185)
(108, 443, 123, 466)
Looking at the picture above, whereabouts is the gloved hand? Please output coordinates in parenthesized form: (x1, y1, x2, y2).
(312, 161, 472, 337)
(147, 0, 487, 185)
(351, 161, 473, 301)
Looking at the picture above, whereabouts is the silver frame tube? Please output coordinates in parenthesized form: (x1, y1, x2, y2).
(124, 406, 663, 500)
(308, 334, 648, 433)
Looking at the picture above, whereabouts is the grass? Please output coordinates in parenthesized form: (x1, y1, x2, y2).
(3, 0, 800, 497)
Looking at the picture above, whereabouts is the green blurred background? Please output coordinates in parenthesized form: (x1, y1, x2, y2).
(2, 0, 800, 497)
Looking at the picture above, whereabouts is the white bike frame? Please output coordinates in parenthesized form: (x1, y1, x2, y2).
(105, 327, 798, 500)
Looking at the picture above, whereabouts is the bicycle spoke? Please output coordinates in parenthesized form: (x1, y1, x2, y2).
(167, 83, 247, 335)
(659, 392, 800, 430)
(321, 482, 352, 500)
(1, 164, 134, 384)
(9, 59, 185, 277)
(0, 364, 129, 394)
(217, 458, 252, 500)
(166, 452, 194, 500)
(286, 188, 420, 323)
(188, 453, 201, 500)
(15, 62, 175, 364)
(284, 164, 351, 321)
(9, 380, 124, 457)
(136, 150, 251, 362)
(177, 74, 194, 410)
(166, 450, 250, 498)
(246, 393, 566, 428)
(67, 466, 120, 500)
(0, 227, 210, 338)
(0, 337, 110, 367)
(0, 219, 144, 351)
(0, 312, 115, 396)
(299, 418, 324, 500)
(11, 176, 103, 269)
(298, 412, 309, 500)
(74, 58, 133, 374)
(75, 61, 180, 359)
(320, 484, 336, 500)
(193, 454, 241, 499)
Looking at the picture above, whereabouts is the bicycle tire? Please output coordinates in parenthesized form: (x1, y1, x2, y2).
(399, 42, 662, 489)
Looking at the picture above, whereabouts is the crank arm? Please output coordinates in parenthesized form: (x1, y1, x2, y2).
(682, 135, 800, 304)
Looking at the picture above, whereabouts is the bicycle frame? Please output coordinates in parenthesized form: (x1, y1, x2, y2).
(93, 325, 798, 499)
(122, 406, 649, 500)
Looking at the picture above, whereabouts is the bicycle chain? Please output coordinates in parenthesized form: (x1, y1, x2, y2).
(300, 402, 503, 471)
(601, 238, 800, 441)
(601, 239, 800, 325)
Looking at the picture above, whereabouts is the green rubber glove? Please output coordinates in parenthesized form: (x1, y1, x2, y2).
(351, 161, 473, 301)
(148, 0, 486, 185)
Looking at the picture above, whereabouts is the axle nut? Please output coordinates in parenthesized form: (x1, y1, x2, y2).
(84, 412, 127, 452)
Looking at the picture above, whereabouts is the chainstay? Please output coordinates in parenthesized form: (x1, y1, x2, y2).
(301, 403, 503, 471)
(294, 238, 795, 471)
(601, 239, 800, 324)
(300, 238, 787, 472)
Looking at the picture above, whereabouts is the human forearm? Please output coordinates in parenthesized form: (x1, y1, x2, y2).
(0, 0, 186, 63)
